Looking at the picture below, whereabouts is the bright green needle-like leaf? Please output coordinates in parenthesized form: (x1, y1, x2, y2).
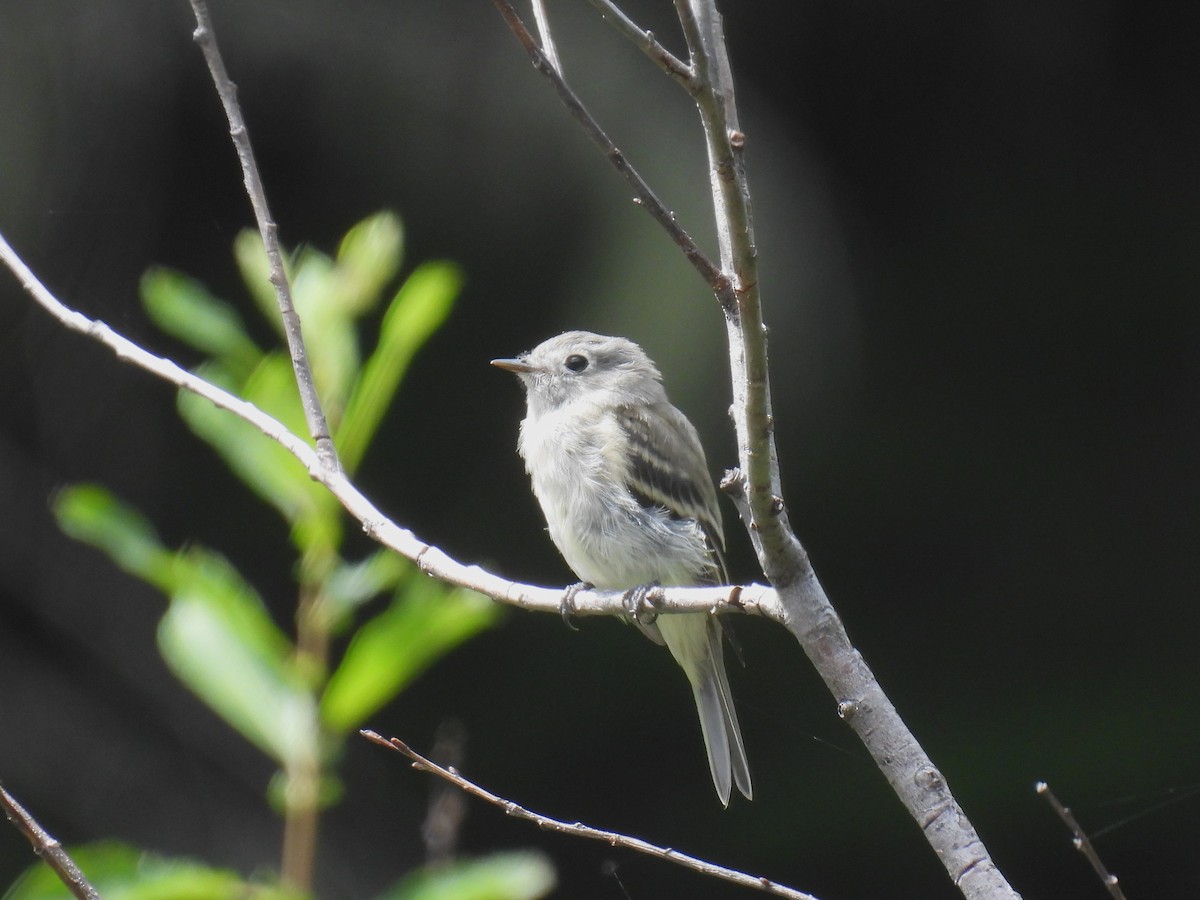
(320, 579, 499, 734)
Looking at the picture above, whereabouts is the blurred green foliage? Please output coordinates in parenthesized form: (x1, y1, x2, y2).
(23, 213, 553, 899)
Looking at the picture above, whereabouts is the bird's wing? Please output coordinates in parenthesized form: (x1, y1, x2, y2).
(613, 403, 728, 584)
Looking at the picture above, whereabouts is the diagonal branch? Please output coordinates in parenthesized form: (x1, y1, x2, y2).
(1036, 782, 1127, 900)
(681, 6, 1019, 898)
(1, 782, 100, 900)
(186, 0, 339, 474)
(584, 0, 695, 89)
(361, 730, 820, 900)
(488, 0, 732, 304)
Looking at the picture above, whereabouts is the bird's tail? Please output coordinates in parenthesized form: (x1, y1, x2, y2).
(657, 613, 752, 806)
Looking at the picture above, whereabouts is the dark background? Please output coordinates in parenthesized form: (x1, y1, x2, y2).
(2, 1, 1199, 897)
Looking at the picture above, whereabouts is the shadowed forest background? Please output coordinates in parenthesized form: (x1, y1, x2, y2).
(2, 2, 1199, 897)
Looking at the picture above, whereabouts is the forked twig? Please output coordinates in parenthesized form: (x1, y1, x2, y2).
(0, 782, 100, 900)
(361, 730, 819, 900)
(1036, 782, 1127, 900)
(488, 0, 731, 303)
(584, 0, 695, 88)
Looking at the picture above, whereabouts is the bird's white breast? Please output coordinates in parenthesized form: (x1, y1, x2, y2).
(518, 401, 710, 588)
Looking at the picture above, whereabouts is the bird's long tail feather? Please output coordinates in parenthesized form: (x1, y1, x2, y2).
(658, 614, 752, 806)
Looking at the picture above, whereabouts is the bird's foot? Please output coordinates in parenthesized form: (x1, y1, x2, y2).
(560, 582, 593, 631)
(622, 581, 664, 626)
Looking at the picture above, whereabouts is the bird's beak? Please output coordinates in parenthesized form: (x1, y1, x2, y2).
(490, 357, 537, 373)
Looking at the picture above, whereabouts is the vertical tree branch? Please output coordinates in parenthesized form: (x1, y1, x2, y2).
(676, 3, 1020, 898)
(674, 0, 798, 581)
(186, 0, 340, 474)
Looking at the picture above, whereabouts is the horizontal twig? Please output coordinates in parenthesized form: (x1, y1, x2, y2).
(0, 230, 782, 624)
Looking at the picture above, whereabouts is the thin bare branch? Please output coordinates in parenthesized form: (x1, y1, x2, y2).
(361, 731, 820, 900)
(487, 0, 732, 302)
(186, 0, 339, 474)
(1036, 782, 1127, 900)
(530, 0, 562, 75)
(675, 6, 1021, 898)
(584, 0, 694, 89)
(0, 229, 781, 625)
(675, 0, 780, 536)
(0, 782, 100, 900)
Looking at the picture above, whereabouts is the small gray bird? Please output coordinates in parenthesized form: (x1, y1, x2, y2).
(492, 331, 752, 805)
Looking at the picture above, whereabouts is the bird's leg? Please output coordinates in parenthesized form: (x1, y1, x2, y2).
(559, 581, 593, 631)
(621, 582, 664, 626)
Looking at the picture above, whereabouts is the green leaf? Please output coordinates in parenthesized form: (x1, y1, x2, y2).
(320, 579, 499, 734)
(378, 852, 555, 900)
(140, 267, 262, 378)
(233, 230, 362, 421)
(3, 841, 300, 900)
(240, 354, 309, 435)
(157, 548, 312, 765)
(177, 359, 338, 546)
(337, 260, 462, 472)
(54, 487, 315, 766)
(334, 211, 404, 315)
(324, 550, 413, 630)
(52, 485, 173, 590)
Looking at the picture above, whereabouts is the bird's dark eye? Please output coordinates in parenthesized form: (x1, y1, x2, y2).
(564, 354, 589, 372)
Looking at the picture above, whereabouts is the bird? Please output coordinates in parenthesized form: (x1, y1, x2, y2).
(492, 330, 752, 805)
